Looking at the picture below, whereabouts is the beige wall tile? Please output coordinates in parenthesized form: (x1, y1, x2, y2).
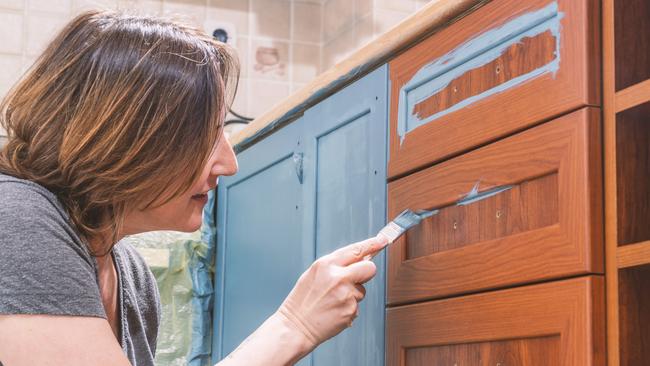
(322, 26, 354, 69)
(323, 0, 353, 42)
(163, 0, 205, 27)
(207, 0, 249, 36)
(248, 79, 290, 117)
(72, 0, 116, 12)
(28, 0, 71, 13)
(0, 11, 23, 54)
(373, 8, 410, 35)
(0, 53, 23, 99)
(250, 0, 290, 40)
(355, 13, 373, 48)
(293, 1, 321, 43)
(355, 0, 371, 19)
(290, 82, 306, 93)
(0, 0, 24, 10)
(375, 0, 416, 12)
(292, 43, 319, 83)
(26, 13, 68, 56)
(250, 39, 289, 81)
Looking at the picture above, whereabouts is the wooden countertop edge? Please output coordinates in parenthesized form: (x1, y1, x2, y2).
(229, 0, 488, 151)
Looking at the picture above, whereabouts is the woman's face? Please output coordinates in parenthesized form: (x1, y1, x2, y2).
(123, 132, 238, 235)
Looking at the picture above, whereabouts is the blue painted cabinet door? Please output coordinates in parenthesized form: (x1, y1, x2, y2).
(211, 120, 313, 365)
(212, 64, 388, 365)
(302, 65, 388, 366)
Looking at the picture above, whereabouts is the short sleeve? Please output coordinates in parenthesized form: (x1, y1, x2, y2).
(0, 180, 106, 318)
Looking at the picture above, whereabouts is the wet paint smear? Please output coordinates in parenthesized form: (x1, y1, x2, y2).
(397, 2, 564, 144)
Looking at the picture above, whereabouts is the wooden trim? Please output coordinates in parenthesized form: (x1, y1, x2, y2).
(228, 0, 487, 149)
(618, 241, 650, 269)
(615, 78, 650, 112)
(602, 0, 620, 364)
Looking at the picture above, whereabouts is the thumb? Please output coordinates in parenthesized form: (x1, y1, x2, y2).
(329, 236, 388, 266)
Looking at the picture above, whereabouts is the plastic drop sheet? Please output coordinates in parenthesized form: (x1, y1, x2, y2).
(125, 190, 217, 366)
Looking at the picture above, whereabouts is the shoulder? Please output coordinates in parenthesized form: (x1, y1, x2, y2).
(0, 173, 71, 227)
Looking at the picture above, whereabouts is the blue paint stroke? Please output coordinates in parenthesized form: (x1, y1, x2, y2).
(456, 182, 514, 206)
(397, 2, 564, 144)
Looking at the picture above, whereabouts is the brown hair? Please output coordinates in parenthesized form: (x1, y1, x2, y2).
(0, 10, 239, 254)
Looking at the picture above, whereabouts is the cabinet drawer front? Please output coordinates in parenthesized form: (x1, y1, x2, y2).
(387, 108, 602, 305)
(386, 276, 605, 366)
(388, 0, 600, 178)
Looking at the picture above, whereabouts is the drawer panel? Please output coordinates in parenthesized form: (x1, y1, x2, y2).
(386, 276, 605, 366)
(388, 0, 600, 178)
(387, 107, 602, 305)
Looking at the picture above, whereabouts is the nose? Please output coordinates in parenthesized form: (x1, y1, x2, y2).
(211, 135, 238, 178)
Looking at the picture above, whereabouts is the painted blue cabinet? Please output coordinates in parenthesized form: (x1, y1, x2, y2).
(211, 65, 388, 365)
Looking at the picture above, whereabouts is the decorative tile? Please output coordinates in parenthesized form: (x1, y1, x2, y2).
(0, 11, 23, 55)
(234, 35, 248, 78)
(207, 0, 249, 36)
(355, 13, 374, 48)
(250, 39, 289, 81)
(72, 0, 115, 13)
(293, 1, 321, 43)
(291, 43, 319, 83)
(250, 0, 290, 40)
(248, 79, 290, 117)
(26, 12, 68, 56)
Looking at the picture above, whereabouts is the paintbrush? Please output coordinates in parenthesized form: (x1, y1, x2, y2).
(366, 208, 437, 259)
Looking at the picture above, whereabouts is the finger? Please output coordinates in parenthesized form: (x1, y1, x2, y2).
(353, 284, 366, 301)
(330, 236, 388, 266)
(344, 260, 377, 284)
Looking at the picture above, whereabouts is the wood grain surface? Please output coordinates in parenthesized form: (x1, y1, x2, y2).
(618, 264, 650, 366)
(387, 107, 603, 305)
(386, 276, 606, 366)
(614, 0, 650, 91)
(616, 101, 650, 246)
(388, 0, 600, 178)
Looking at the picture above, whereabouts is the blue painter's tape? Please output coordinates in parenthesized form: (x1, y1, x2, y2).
(397, 2, 564, 144)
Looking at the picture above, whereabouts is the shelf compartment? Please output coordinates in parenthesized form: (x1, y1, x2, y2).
(618, 263, 650, 365)
(616, 101, 650, 246)
(614, 0, 650, 91)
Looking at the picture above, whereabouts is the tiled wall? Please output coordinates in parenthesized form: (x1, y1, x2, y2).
(322, 0, 430, 70)
(0, 0, 429, 142)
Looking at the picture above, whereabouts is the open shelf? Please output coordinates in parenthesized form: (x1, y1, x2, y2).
(618, 263, 650, 365)
(616, 101, 650, 247)
(616, 79, 650, 113)
(618, 240, 650, 269)
(614, 0, 650, 91)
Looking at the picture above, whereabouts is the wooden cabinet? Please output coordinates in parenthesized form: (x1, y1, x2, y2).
(387, 107, 603, 304)
(388, 0, 600, 178)
(211, 66, 389, 365)
(386, 276, 605, 366)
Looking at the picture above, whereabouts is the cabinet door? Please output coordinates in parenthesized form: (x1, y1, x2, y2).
(388, 107, 603, 305)
(386, 276, 605, 365)
(388, 0, 600, 177)
(211, 120, 312, 364)
(301, 65, 388, 366)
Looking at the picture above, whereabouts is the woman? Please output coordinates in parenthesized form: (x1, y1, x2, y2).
(0, 11, 386, 366)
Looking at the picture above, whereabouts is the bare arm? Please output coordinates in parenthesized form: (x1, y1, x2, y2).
(0, 315, 132, 366)
(215, 236, 388, 366)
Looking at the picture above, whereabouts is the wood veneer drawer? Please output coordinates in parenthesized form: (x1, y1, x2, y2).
(386, 276, 605, 366)
(388, 0, 600, 178)
(387, 107, 602, 305)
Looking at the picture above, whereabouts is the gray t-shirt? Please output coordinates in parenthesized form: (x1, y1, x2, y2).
(0, 173, 161, 366)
